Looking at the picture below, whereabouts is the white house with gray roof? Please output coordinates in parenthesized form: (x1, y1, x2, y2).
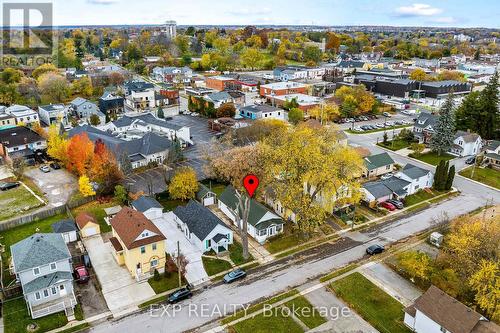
(396, 163, 434, 194)
(38, 104, 69, 126)
(102, 112, 192, 145)
(218, 186, 284, 244)
(203, 91, 234, 108)
(132, 196, 164, 220)
(173, 200, 233, 253)
(10, 233, 77, 319)
(449, 130, 482, 157)
(69, 97, 105, 125)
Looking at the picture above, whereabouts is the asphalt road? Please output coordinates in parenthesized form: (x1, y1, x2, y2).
(88, 126, 499, 333)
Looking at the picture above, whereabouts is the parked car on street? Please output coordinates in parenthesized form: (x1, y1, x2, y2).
(366, 244, 385, 255)
(167, 287, 193, 304)
(0, 182, 20, 191)
(50, 162, 61, 170)
(39, 165, 50, 173)
(223, 269, 247, 283)
(73, 265, 90, 284)
(383, 112, 391, 117)
(465, 157, 476, 165)
(380, 201, 397, 211)
(386, 199, 404, 209)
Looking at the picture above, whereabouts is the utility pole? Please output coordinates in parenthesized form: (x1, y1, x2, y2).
(177, 241, 181, 288)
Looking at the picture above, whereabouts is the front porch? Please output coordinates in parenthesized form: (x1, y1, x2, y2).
(208, 233, 230, 254)
(29, 293, 77, 319)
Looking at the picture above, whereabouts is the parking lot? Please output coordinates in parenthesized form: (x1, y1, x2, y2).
(24, 167, 77, 207)
(167, 115, 217, 179)
(124, 167, 170, 195)
(337, 110, 416, 132)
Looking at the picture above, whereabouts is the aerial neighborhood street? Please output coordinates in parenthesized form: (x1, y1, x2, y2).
(0, 2, 499, 333)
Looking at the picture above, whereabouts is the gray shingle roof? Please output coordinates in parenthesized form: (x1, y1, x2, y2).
(364, 152, 395, 171)
(218, 186, 284, 230)
(240, 104, 280, 114)
(11, 234, 70, 272)
(23, 271, 73, 294)
(402, 163, 430, 180)
(112, 113, 183, 131)
(363, 177, 411, 199)
(132, 196, 163, 212)
(196, 183, 215, 200)
(414, 112, 437, 130)
(454, 130, 480, 143)
(173, 200, 229, 240)
(51, 219, 77, 233)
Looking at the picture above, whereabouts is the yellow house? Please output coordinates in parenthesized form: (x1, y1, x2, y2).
(75, 212, 101, 238)
(109, 207, 166, 281)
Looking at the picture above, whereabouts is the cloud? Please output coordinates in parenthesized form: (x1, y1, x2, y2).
(395, 3, 442, 17)
(226, 7, 272, 16)
(87, 0, 119, 5)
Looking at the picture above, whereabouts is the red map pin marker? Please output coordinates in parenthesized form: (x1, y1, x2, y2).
(243, 174, 259, 197)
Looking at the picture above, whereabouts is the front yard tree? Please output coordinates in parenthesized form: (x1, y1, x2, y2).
(430, 93, 456, 155)
(260, 125, 364, 234)
(410, 143, 425, 157)
(157, 106, 164, 119)
(114, 185, 128, 204)
(469, 260, 500, 322)
(287, 107, 304, 125)
(445, 165, 455, 190)
(397, 251, 432, 281)
(476, 71, 499, 139)
(168, 166, 199, 200)
(216, 103, 236, 118)
(89, 114, 101, 126)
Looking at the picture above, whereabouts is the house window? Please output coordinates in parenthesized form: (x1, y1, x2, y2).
(140, 246, 146, 254)
(59, 285, 65, 291)
(35, 292, 41, 300)
(206, 239, 211, 248)
(43, 289, 49, 298)
(440, 327, 448, 333)
(386, 165, 391, 169)
(50, 262, 57, 271)
(152, 243, 157, 251)
(51, 287, 57, 295)
(33, 267, 40, 275)
(151, 259, 158, 267)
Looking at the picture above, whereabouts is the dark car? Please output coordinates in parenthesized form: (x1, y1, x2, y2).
(81, 253, 92, 268)
(366, 244, 385, 255)
(0, 182, 20, 191)
(223, 268, 247, 283)
(167, 287, 193, 304)
(50, 162, 61, 170)
(74, 265, 90, 284)
(465, 157, 476, 165)
(386, 199, 404, 209)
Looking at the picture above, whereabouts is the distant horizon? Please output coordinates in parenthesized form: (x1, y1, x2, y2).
(2, 0, 499, 29)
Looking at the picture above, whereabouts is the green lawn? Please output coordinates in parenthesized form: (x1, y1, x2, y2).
(319, 264, 359, 283)
(231, 312, 304, 333)
(329, 272, 411, 333)
(2, 297, 68, 333)
(459, 166, 500, 189)
(1, 213, 68, 285)
(200, 180, 227, 196)
(0, 185, 44, 221)
(403, 189, 445, 206)
(264, 227, 317, 254)
(222, 289, 300, 324)
(155, 191, 187, 211)
(377, 139, 411, 151)
(71, 199, 121, 233)
(409, 151, 454, 166)
(202, 256, 233, 276)
(229, 241, 255, 265)
(148, 272, 185, 294)
(284, 295, 327, 329)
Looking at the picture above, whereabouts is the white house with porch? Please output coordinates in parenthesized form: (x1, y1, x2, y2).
(449, 130, 482, 157)
(173, 200, 233, 254)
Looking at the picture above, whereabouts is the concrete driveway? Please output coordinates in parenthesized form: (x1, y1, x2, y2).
(83, 236, 155, 317)
(24, 167, 77, 207)
(151, 212, 209, 286)
(360, 262, 422, 306)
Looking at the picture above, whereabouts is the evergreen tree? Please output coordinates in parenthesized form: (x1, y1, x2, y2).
(383, 131, 388, 144)
(430, 93, 456, 156)
(445, 165, 455, 191)
(157, 106, 164, 119)
(477, 71, 499, 139)
(455, 91, 480, 133)
(434, 160, 446, 190)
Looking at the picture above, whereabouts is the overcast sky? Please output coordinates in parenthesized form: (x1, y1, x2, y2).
(4, 0, 500, 28)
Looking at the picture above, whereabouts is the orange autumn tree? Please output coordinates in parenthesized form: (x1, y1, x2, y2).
(67, 133, 94, 176)
(89, 139, 123, 194)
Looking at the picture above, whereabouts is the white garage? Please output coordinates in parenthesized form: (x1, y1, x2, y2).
(131, 196, 164, 219)
(51, 219, 78, 243)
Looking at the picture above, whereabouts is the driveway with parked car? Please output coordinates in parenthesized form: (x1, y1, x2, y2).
(24, 167, 77, 207)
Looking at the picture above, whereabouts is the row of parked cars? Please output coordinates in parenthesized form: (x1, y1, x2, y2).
(336, 114, 379, 124)
(39, 162, 61, 173)
(353, 119, 413, 132)
(379, 199, 405, 211)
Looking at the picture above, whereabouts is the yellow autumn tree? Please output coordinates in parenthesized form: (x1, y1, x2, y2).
(469, 260, 500, 322)
(309, 103, 340, 124)
(79, 175, 96, 197)
(168, 167, 199, 200)
(260, 124, 364, 233)
(46, 124, 69, 165)
(409, 68, 428, 81)
(397, 251, 432, 281)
